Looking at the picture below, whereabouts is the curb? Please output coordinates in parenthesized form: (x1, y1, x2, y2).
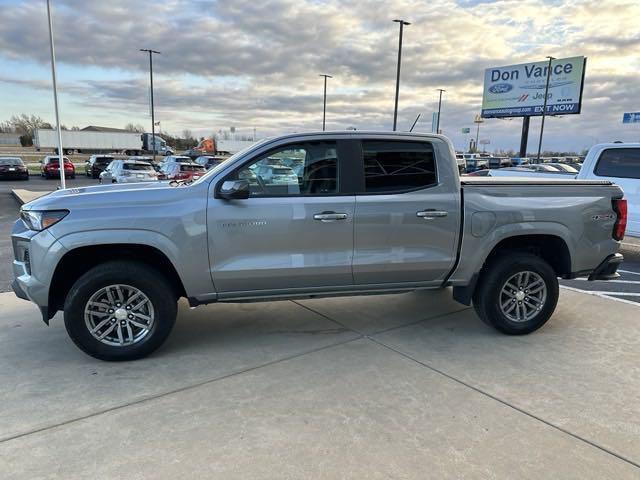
(11, 189, 51, 206)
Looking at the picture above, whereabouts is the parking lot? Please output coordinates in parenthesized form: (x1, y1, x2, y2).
(1, 177, 640, 478)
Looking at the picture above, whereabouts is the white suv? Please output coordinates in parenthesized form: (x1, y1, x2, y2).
(99, 159, 159, 184)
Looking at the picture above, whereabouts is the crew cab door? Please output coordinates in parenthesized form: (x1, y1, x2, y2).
(207, 139, 355, 294)
(582, 147, 640, 237)
(352, 139, 461, 285)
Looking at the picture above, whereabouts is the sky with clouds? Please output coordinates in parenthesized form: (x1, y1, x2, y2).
(0, 0, 638, 152)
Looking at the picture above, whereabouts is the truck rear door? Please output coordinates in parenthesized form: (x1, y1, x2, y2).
(352, 138, 461, 285)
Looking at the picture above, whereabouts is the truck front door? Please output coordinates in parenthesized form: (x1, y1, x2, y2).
(207, 140, 356, 295)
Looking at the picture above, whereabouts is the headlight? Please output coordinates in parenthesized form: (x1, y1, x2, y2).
(20, 210, 69, 231)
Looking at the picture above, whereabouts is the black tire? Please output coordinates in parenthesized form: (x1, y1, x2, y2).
(64, 261, 178, 361)
(472, 252, 559, 335)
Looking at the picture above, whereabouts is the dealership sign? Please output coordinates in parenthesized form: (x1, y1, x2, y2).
(623, 112, 640, 123)
(481, 56, 586, 118)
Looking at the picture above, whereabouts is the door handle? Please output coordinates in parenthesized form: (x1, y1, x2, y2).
(417, 210, 448, 219)
(313, 211, 348, 222)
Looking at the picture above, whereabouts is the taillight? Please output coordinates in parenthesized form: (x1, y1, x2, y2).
(612, 199, 627, 241)
(174, 172, 190, 180)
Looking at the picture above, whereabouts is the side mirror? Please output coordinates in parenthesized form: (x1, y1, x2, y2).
(217, 179, 250, 199)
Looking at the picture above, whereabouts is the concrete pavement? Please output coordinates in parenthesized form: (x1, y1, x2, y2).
(1, 287, 639, 478)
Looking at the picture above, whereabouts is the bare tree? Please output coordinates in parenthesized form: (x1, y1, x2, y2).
(0, 120, 15, 133)
(182, 129, 193, 140)
(124, 123, 145, 133)
(10, 114, 52, 146)
(10, 114, 52, 136)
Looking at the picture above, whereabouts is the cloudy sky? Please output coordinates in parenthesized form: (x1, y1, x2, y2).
(0, 0, 638, 152)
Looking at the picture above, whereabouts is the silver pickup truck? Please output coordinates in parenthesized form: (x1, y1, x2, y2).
(11, 132, 627, 360)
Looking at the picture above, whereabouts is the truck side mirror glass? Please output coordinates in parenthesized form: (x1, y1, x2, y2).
(218, 179, 250, 200)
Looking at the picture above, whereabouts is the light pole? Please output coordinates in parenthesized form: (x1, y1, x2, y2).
(140, 48, 160, 162)
(392, 19, 410, 131)
(536, 56, 555, 162)
(319, 74, 332, 131)
(436, 88, 445, 133)
(46, 0, 65, 189)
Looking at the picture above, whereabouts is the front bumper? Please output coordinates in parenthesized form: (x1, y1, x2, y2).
(589, 253, 624, 281)
(11, 220, 67, 323)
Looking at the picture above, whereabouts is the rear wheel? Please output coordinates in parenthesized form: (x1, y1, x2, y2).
(473, 252, 558, 335)
(64, 261, 177, 361)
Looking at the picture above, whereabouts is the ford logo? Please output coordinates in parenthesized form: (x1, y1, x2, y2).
(489, 83, 513, 94)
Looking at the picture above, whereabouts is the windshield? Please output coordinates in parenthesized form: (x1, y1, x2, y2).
(95, 157, 114, 165)
(0, 158, 23, 166)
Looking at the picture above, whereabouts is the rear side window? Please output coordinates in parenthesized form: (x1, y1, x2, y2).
(362, 140, 437, 193)
(595, 148, 640, 179)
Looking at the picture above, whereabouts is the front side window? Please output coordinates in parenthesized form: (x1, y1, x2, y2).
(595, 148, 640, 179)
(362, 140, 437, 193)
(234, 141, 338, 196)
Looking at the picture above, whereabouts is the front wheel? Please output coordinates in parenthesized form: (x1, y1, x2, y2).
(64, 261, 178, 361)
(473, 252, 559, 335)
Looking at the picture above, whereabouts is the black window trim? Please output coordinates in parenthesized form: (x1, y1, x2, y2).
(594, 147, 640, 180)
(354, 139, 440, 196)
(216, 139, 353, 198)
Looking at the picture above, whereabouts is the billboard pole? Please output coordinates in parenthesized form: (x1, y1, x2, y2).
(519, 116, 530, 157)
(536, 56, 555, 162)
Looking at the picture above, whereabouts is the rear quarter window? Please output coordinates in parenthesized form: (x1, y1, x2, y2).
(595, 148, 640, 179)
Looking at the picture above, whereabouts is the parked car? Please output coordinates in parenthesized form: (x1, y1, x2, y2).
(577, 143, 640, 237)
(194, 155, 223, 169)
(546, 163, 579, 174)
(511, 157, 531, 166)
(158, 155, 192, 167)
(41, 156, 75, 179)
(181, 149, 205, 160)
(249, 163, 298, 185)
(0, 157, 29, 180)
(478, 167, 576, 179)
(11, 132, 626, 360)
(465, 158, 489, 173)
(85, 155, 115, 178)
(488, 157, 513, 169)
(99, 159, 159, 184)
(159, 161, 206, 181)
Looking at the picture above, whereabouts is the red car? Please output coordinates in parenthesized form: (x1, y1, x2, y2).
(159, 162, 206, 181)
(41, 156, 75, 179)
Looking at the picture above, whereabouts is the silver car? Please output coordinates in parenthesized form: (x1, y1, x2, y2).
(99, 159, 159, 184)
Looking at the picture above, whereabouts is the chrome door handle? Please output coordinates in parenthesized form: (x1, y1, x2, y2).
(417, 210, 448, 219)
(313, 212, 348, 222)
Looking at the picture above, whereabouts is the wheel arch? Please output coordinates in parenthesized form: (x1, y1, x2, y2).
(48, 243, 187, 318)
(453, 233, 571, 305)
